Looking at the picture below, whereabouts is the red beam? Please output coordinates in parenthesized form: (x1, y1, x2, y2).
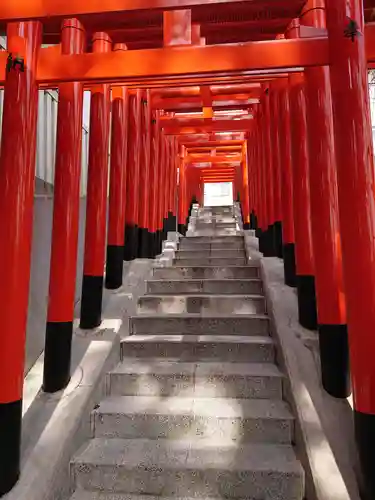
(0, 38, 329, 86)
(0, 0, 273, 22)
(163, 118, 252, 134)
(185, 154, 242, 163)
(181, 140, 244, 147)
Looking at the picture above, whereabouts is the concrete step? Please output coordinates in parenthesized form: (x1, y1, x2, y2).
(146, 278, 263, 295)
(71, 437, 304, 499)
(109, 359, 284, 399)
(179, 241, 244, 250)
(130, 314, 269, 336)
(137, 295, 266, 315)
(189, 232, 242, 237)
(195, 223, 237, 229)
(174, 257, 247, 266)
(92, 395, 294, 444)
(183, 235, 243, 244)
(152, 266, 259, 279)
(70, 494, 250, 500)
(175, 249, 245, 259)
(121, 335, 275, 363)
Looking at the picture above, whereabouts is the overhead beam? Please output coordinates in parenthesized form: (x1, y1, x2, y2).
(163, 119, 252, 134)
(0, 38, 329, 85)
(0, 0, 268, 23)
(185, 154, 242, 163)
(181, 140, 244, 147)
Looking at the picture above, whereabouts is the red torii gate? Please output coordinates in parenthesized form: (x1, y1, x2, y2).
(0, 0, 375, 499)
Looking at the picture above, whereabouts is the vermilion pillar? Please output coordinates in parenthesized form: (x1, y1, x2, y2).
(159, 131, 167, 244)
(327, 1, 375, 496)
(165, 138, 174, 233)
(178, 162, 187, 234)
(0, 20, 41, 495)
(80, 33, 111, 329)
(43, 19, 85, 393)
(170, 138, 178, 230)
(302, 0, 349, 400)
(262, 86, 276, 257)
(149, 111, 160, 257)
(106, 50, 129, 288)
(269, 83, 283, 258)
(247, 132, 257, 230)
(278, 78, 296, 287)
(289, 72, 317, 330)
(138, 90, 152, 258)
(258, 106, 269, 251)
(124, 89, 141, 260)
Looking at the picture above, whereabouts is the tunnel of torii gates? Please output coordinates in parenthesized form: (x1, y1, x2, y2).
(2, 0, 375, 497)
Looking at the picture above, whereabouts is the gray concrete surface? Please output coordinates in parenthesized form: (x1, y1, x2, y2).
(137, 294, 266, 314)
(68, 206, 304, 500)
(153, 265, 259, 279)
(121, 334, 276, 362)
(146, 278, 263, 294)
(109, 360, 284, 399)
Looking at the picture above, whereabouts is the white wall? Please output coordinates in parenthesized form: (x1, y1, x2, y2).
(204, 182, 234, 206)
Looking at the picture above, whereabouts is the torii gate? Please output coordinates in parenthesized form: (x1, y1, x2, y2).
(0, 0, 375, 498)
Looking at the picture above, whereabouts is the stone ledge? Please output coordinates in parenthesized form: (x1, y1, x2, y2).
(260, 257, 360, 500)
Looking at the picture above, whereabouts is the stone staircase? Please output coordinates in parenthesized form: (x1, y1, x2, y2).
(69, 205, 305, 500)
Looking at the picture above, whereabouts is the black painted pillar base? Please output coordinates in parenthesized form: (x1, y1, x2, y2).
(148, 231, 155, 258)
(250, 211, 256, 230)
(258, 229, 266, 254)
(43, 321, 73, 392)
(354, 410, 375, 500)
(178, 223, 187, 236)
(263, 224, 277, 257)
(243, 222, 251, 230)
(79, 275, 104, 329)
(169, 212, 177, 232)
(0, 399, 21, 496)
(138, 227, 151, 259)
(156, 229, 162, 254)
(318, 323, 350, 398)
(105, 245, 124, 289)
(282, 243, 296, 287)
(162, 217, 168, 240)
(274, 220, 283, 258)
(123, 224, 139, 261)
(255, 227, 262, 239)
(296, 275, 318, 330)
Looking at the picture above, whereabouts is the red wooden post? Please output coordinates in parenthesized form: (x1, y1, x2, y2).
(327, 0, 375, 496)
(0, 20, 42, 495)
(289, 71, 317, 330)
(80, 32, 111, 329)
(278, 78, 296, 287)
(302, 0, 349, 400)
(269, 82, 283, 258)
(138, 90, 152, 258)
(106, 46, 129, 287)
(43, 19, 85, 392)
(124, 89, 141, 261)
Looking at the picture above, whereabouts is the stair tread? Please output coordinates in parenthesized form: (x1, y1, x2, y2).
(70, 494, 251, 500)
(132, 313, 269, 319)
(112, 359, 282, 377)
(147, 278, 262, 282)
(141, 294, 265, 299)
(72, 437, 303, 473)
(122, 334, 273, 344)
(95, 396, 293, 420)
